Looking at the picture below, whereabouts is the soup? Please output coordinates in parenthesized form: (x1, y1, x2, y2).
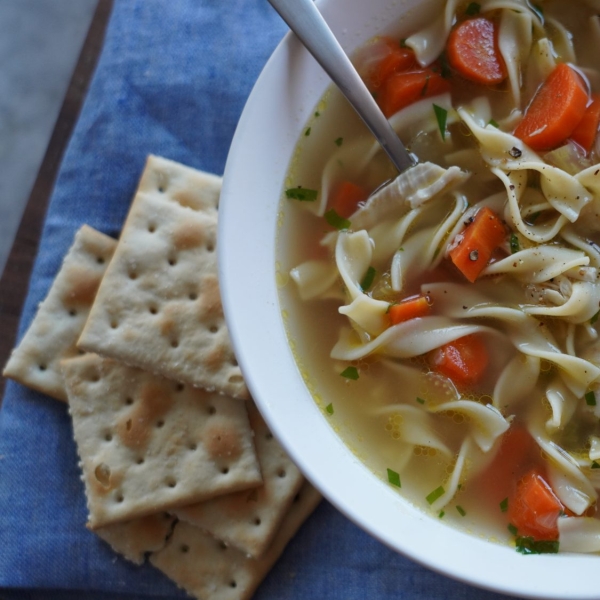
(277, 0, 600, 553)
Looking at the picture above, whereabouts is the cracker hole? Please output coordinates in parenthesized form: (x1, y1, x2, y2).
(68, 309, 77, 317)
(148, 224, 156, 233)
(209, 325, 218, 334)
(206, 243, 215, 252)
(229, 581, 237, 589)
(221, 467, 229, 475)
(129, 271, 138, 280)
(91, 375, 100, 383)
(38, 364, 47, 371)
(188, 443, 197, 451)
(208, 406, 216, 415)
(168, 258, 177, 267)
(116, 493, 124, 503)
(175, 383, 185, 392)
(96, 256, 105, 265)
(158, 185, 165, 193)
(125, 419, 132, 431)
(166, 478, 177, 488)
(277, 469, 287, 478)
(219, 541, 228, 550)
(265, 432, 273, 441)
(149, 306, 158, 315)
(189, 292, 198, 301)
(230, 358, 238, 367)
(104, 433, 113, 442)
(110, 320, 118, 329)
(77, 349, 86, 356)
(125, 397, 134, 405)
(171, 340, 179, 349)
(136, 457, 145, 465)
(94, 463, 111, 487)
(156, 420, 165, 428)
(180, 544, 189, 553)
(293, 492, 301, 503)
(228, 374, 243, 384)
(253, 518, 261, 526)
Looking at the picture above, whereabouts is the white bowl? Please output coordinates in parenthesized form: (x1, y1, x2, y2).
(219, 1, 598, 597)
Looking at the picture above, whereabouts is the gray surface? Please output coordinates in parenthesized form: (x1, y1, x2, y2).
(0, 0, 97, 277)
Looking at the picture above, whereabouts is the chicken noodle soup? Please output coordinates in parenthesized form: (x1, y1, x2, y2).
(277, 0, 600, 552)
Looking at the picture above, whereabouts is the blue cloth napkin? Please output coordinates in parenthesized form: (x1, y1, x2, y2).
(0, 1, 518, 598)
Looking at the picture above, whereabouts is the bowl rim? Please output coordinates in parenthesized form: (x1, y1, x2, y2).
(219, 1, 600, 598)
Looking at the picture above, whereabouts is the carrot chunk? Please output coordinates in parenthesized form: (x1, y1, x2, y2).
(388, 295, 431, 325)
(367, 38, 416, 90)
(513, 63, 589, 151)
(448, 206, 507, 283)
(570, 94, 600, 153)
(508, 469, 565, 540)
(446, 17, 507, 85)
(330, 181, 368, 219)
(378, 68, 451, 118)
(428, 334, 488, 388)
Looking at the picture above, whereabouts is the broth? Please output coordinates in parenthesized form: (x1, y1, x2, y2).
(278, 0, 600, 550)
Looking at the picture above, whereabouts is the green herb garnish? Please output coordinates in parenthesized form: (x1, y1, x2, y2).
(360, 266, 376, 291)
(334, 137, 344, 147)
(325, 403, 334, 415)
(500, 497, 509, 512)
(508, 523, 518, 536)
(510, 233, 520, 254)
(585, 391, 597, 406)
(592, 461, 600, 469)
(416, 397, 425, 405)
(286, 186, 318, 202)
(465, 2, 481, 15)
(488, 118, 499, 128)
(433, 104, 448, 141)
(304, 127, 311, 136)
(438, 510, 445, 518)
(456, 505, 466, 517)
(515, 536, 559, 555)
(592, 310, 600, 325)
(325, 208, 351, 230)
(426, 486, 445, 505)
(314, 111, 320, 117)
(341, 366, 359, 380)
(387, 468, 402, 487)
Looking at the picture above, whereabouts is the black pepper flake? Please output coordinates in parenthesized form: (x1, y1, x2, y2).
(509, 185, 515, 191)
(509, 147, 522, 158)
(595, 169, 599, 176)
(462, 305, 467, 309)
(469, 250, 479, 261)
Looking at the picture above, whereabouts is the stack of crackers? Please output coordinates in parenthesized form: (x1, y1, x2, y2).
(3, 155, 321, 600)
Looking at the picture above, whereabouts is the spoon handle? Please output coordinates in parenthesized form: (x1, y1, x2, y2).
(268, 0, 415, 173)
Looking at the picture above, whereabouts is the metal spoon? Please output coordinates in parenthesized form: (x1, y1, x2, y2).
(267, 0, 416, 174)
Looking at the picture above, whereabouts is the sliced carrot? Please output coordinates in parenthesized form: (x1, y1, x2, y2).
(472, 426, 537, 506)
(448, 206, 507, 283)
(330, 181, 368, 219)
(508, 469, 566, 540)
(570, 94, 600, 153)
(388, 294, 431, 325)
(514, 63, 589, 151)
(378, 68, 451, 118)
(428, 334, 488, 389)
(367, 38, 416, 90)
(446, 17, 507, 85)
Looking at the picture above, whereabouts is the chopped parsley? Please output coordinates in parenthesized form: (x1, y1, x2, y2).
(585, 391, 597, 406)
(591, 310, 600, 325)
(488, 118, 499, 128)
(500, 497, 509, 513)
(465, 2, 481, 15)
(515, 536, 559, 555)
(340, 366, 359, 380)
(508, 523, 518, 536)
(416, 397, 425, 405)
(387, 468, 402, 488)
(438, 510, 445, 518)
(286, 186, 318, 201)
(325, 403, 334, 415)
(314, 111, 320, 117)
(360, 266, 376, 291)
(456, 505, 466, 517)
(325, 208, 351, 230)
(433, 104, 448, 141)
(334, 137, 344, 147)
(426, 486, 445, 505)
(304, 127, 311, 136)
(510, 233, 520, 254)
